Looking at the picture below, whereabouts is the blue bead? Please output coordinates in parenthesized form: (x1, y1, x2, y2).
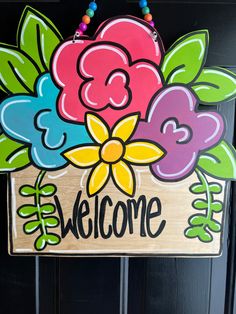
(89, 2, 97, 11)
(139, 0, 147, 8)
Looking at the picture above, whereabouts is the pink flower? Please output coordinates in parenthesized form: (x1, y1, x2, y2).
(52, 16, 164, 126)
(132, 86, 225, 181)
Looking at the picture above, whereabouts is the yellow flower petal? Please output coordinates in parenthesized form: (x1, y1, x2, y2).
(124, 141, 165, 164)
(112, 114, 139, 142)
(88, 162, 110, 196)
(112, 161, 135, 196)
(86, 113, 109, 144)
(64, 146, 100, 168)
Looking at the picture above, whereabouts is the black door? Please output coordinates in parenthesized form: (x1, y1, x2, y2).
(0, 1, 236, 313)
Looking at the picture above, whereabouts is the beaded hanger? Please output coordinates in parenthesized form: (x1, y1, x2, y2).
(73, 0, 156, 41)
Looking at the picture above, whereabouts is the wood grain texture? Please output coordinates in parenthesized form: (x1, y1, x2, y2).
(9, 165, 226, 256)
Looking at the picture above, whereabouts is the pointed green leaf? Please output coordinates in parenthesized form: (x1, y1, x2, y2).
(161, 30, 208, 84)
(18, 6, 63, 72)
(198, 140, 236, 180)
(0, 134, 31, 172)
(192, 67, 236, 104)
(44, 217, 59, 228)
(24, 220, 41, 234)
(18, 205, 37, 218)
(0, 44, 40, 94)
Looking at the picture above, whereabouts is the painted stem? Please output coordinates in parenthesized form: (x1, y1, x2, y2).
(34, 170, 47, 236)
(195, 168, 214, 224)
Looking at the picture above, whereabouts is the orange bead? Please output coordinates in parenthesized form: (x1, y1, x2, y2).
(144, 14, 152, 22)
(82, 15, 91, 24)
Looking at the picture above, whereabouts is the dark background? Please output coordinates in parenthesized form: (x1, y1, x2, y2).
(0, 0, 236, 313)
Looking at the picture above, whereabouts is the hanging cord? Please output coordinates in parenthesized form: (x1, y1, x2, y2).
(73, 0, 157, 42)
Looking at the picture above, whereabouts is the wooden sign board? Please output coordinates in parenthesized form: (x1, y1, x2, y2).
(9, 166, 227, 256)
(1, 7, 236, 256)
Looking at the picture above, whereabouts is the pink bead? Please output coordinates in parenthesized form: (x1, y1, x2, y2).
(79, 22, 87, 32)
(149, 21, 155, 27)
(75, 29, 84, 36)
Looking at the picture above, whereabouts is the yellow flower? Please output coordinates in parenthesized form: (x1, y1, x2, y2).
(64, 113, 165, 197)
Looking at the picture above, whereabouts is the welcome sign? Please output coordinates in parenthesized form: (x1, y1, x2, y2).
(1, 7, 236, 256)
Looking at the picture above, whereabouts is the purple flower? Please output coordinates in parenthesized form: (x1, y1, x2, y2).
(133, 86, 224, 181)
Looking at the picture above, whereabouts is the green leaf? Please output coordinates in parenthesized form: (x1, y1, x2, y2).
(198, 140, 236, 180)
(17, 6, 63, 72)
(189, 215, 207, 226)
(0, 134, 31, 172)
(44, 217, 59, 228)
(18, 205, 37, 218)
(20, 185, 36, 196)
(198, 229, 213, 242)
(161, 30, 208, 84)
(192, 67, 236, 104)
(40, 184, 57, 196)
(211, 201, 223, 212)
(45, 233, 60, 245)
(209, 183, 222, 194)
(35, 233, 60, 250)
(185, 226, 213, 242)
(35, 235, 47, 251)
(0, 44, 40, 94)
(208, 220, 221, 232)
(40, 204, 55, 214)
(192, 199, 208, 210)
(185, 226, 202, 238)
(24, 220, 41, 234)
(190, 183, 206, 194)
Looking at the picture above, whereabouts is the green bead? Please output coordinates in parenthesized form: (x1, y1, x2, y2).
(142, 6, 150, 15)
(86, 8, 94, 18)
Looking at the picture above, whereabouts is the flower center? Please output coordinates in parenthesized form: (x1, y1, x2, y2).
(101, 139, 124, 163)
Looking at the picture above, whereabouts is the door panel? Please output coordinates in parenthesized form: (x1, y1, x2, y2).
(58, 258, 120, 314)
(0, 1, 236, 314)
(0, 174, 36, 314)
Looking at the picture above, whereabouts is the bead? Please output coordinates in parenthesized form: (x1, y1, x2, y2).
(139, 0, 147, 8)
(82, 15, 91, 24)
(144, 13, 152, 22)
(89, 1, 97, 11)
(75, 29, 84, 37)
(142, 6, 150, 15)
(86, 8, 95, 18)
(149, 21, 155, 27)
(79, 22, 87, 32)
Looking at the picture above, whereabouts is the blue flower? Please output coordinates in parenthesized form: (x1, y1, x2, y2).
(0, 73, 92, 169)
